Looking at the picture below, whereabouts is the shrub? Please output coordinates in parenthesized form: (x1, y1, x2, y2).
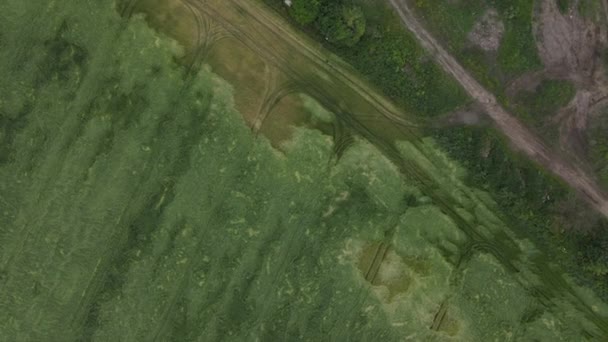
(289, 0, 320, 25)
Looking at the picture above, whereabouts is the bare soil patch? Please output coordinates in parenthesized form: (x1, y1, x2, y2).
(529, 0, 608, 163)
(436, 104, 488, 128)
(467, 9, 504, 53)
(534, 0, 607, 85)
(505, 71, 544, 98)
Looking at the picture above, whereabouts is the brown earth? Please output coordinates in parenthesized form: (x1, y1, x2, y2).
(534, 0, 606, 84)
(504, 71, 544, 99)
(389, 0, 608, 218)
(437, 104, 488, 128)
(532, 0, 608, 165)
(467, 9, 504, 53)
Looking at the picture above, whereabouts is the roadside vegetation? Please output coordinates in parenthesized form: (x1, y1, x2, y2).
(433, 123, 608, 296)
(591, 111, 608, 190)
(557, 0, 571, 14)
(578, 0, 607, 23)
(264, 0, 608, 300)
(413, 0, 541, 83)
(513, 79, 576, 139)
(264, 0, 469, 117)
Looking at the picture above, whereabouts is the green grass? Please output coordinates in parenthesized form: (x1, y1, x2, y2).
(513, 79, 576, 136)
(412, 0, 485, 52)
(557, 0, 572, 13)
(413, 0, 542, 86)
(590, 110, 608, 190)
(578, 0, 606, 23)
(492, 0, 542, 74)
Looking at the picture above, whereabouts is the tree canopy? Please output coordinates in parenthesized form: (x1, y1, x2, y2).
(288, 0, 320, 25)
(286, 0, 366, 47)
(318, 3, 366, 46)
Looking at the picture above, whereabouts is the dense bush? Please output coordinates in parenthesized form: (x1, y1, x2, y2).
(432, 125, 608, 299)
(513, 79, 575, 137)
(557, 0, 571, 13)
(289, 0, 320, 25)
(318, 3, 366, 46)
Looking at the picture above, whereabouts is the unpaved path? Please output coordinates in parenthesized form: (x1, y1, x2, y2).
(389, 0, 608, 218)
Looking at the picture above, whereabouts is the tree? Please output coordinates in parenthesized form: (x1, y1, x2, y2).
(289, 0, 320, 25)
(318, 4, 366, 47)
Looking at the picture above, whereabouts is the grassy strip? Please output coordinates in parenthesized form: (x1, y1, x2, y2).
(591, 110, 608, 190)
(557, 0, 572, 14)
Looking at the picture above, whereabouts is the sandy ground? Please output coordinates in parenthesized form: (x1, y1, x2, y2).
(389, 0, 608, 218)
(467, 9, 504, 52)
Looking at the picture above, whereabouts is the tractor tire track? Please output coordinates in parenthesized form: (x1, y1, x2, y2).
(181, 0, 608, 334)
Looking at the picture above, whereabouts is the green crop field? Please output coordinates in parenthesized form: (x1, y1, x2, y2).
(2, 0, 608, 341)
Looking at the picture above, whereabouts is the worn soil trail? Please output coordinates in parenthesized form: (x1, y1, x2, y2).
(389, 0, 608, 218)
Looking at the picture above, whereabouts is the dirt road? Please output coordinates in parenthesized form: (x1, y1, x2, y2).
(388, 0, 608, 218)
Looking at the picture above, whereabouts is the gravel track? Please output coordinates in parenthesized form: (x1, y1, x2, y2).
(389, 0, 608, 219)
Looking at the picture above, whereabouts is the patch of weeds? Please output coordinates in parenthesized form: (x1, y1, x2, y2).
(515, 79, 575, 118)
(411, 0, 541, 88)
(577, 0, 605, 23)
(492, 0, 542, 75)
(412, 0, 485, 51)
(557, 0, 571, 14)
(510, 79, 574, 142)
(589, 109, 608, 189)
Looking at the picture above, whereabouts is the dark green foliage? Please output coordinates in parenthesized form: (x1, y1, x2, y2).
(491, 0, 542, 74)
(518, 80, 575, 116)
(344, 29, 467, 116)
(433, 125, 608, 299)
(572, 223, 608, 294)
(263, 0, 468, 117)
(433, 127, 566, 216)
(589, 108, 608, 189)
(289, 0, 320, 25)
(318, 3, 366, 46)
(39, 35, 88, 84)
(577, 0, 605, 20)
(513, 79, 575, 134)
(557, 0, 571, 14)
